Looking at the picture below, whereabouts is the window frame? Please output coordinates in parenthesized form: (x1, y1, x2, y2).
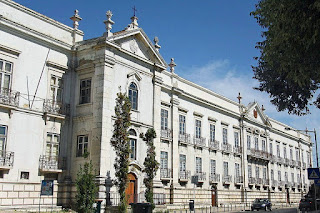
(128, 82, 138, 110)
(0, 58, 13, 90)
(179, 115, 186, 135)
(161, 109, 168, 130)
(76, 135, 89, 157)
(79, 78, 91, 104)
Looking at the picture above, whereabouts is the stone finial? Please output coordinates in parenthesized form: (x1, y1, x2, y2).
(103, 10, 115, 37)
(70, 9, 82, 29)
(154, 37, 161, 52)
(125, 15, 139, 31)
(261, 104, 265, 111)
(168, 58, 176, 73)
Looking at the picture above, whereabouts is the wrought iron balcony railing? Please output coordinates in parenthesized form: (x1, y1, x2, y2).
(208, 140, 219, 151)
(39, 155, 65, 172)
(277, 156, 284, 165)
(263, 179, 270, 186)
(209, 173, 220, 183)
(247, 149, 270, 161)
(178, 170, 191, 181)
(160, 129, 172, 141)
(248, 177, 256, 185)
(256, 178, 263, 185)
(160, 168, 171, 180)
(271, 180, 278, 187)
(234, 176, 244, 184)
(284, 158, 290, 166)
(43, 99, 69, 115)
(194, 172, 206, 182)
(223, 175, 232, 184)
(0, 151, 14, 169)
(289, 160, 296, 167)
(233, 146, 242, 156)
(0, 88, 19, 107)
(178, 133, 191, 145)
(296, 161, 301, 168)
(221, 143, 232, 153)
(193, 137, 206, 147)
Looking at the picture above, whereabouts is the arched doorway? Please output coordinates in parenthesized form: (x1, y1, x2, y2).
(125, 173, 137, 204)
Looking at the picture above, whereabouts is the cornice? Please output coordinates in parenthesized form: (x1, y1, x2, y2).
(0, 44, 21, 57)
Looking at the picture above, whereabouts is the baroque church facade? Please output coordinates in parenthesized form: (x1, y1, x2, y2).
(0, 0, 313, 211)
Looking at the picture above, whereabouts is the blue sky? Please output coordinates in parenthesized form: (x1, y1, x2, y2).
(14, 0, 319, 160)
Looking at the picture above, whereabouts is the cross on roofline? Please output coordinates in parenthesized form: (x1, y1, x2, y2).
(133, 6, 137, 17)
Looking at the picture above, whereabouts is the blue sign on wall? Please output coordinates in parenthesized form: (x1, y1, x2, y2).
(314, 179, 320, 186)
(40, 180, 54, 196)
(307, 168, 320, 180)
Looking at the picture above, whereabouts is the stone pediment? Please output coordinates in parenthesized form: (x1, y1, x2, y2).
(108, 29, 167, 68)
(244, 102, 271, 127)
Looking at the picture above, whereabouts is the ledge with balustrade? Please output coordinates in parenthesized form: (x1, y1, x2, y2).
(208, 140, 220, 151)
(271, 180, 278, 187)
(0, 151, 14, 170)
(248, 177, 256, 185)
(160, 168, 171, 181)
(284, 158, 290, 166)
(194, 172, 206, 183)
(160, 129, 172, 142)
(289, 159, 296, 168)
(263, 179, 270, 186)
(221, 143, 232, 154)
(209, 173, 220, 184)
(234, 176, 243, 185)
(256, 178, 263, 186)
(222, 175, 232, 184)
(178, 133, 192, 146)
(193, 136, 206, 148)
(295, 161, 301, 168)
(247, 148, 270, 161)
(276, 156, 284, 165)
(233, 146, 242, 156)
(39, 155, 65, 173)
(178, 170, 191, 182)
(285, 181, 292, 188)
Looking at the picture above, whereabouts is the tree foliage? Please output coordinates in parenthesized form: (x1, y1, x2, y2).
(251, 0, 320, 115)
(142, 128, 159, 210)
(75, 155, 98, 213)
(110, 92, 131, 213)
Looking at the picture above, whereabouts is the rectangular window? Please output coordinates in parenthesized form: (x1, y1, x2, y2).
(255, 166, 260, 178)
(223, 161, 229, 176)
(179, 154, 186, 172)
(160, 151, 168, 169)
(0, 125, 7, 154)
(196, 157, 202, 173)
(254, 137, 259, 150)
(285, 172, 288, 182)
(130, 138, 136, 159)
(0, 59, 12, 90)
(46, 133, 59, 157)
(261, 139, 266, 151)
(50, 75, 63, 102)
(297, 174, 300, 183)
(269, 143, 273, 155)
(179, 115, 186, 134)
(161, 109, 168, 130)
(283, 146, 287, 158)
(195, 120, 201, 138)
(290, 148, 293, 160)
(80, 78, 91, 104)
(248, 165, 252, 178)
(222, 128, 228, 144)
(20, 172, 29, 180)
(271, 169, 274, 180)
(263, 168, 267, 180)
(277, 144, 280, 157)
(210, 159, 216, 175)
(296, 149, 300, 161)
(210, 124, 215, 142)
(291, 173, 294, 182)
(278, 171, 281, 181)
(247, 135, 251, 150)
(76, 135, 88, 157)
(234, 132, 239, 147)
(301, 151, 304, 163)
(235, 163, 240, 178)
(303, 174, 305, 184)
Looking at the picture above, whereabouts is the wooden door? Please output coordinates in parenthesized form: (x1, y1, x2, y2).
(212, 188, 217, 206)
(125, 173, 136, 204)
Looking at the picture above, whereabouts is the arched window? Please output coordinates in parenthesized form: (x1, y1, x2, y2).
(129, 129, 137, 160)
(128, 83, 138, 110)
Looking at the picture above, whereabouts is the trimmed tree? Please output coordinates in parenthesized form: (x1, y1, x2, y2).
(251, 0, 320, 115)
(75, 153, 98, 213)
(142, 128, 159, 210)
(110, 92, 131, 213)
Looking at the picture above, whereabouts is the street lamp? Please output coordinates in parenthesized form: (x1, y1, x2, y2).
(285, 127, 318, 168)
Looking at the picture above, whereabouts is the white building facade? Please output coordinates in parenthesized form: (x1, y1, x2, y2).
(0, 0, 313, 211)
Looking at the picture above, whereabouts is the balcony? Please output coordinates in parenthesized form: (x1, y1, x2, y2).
(43, 99, 69, 116)
(209, 174, 220, 184)
(160, 168, 171, 181)
(256, 178, 263, 186)
(302, 162, 306, 169)
(0, 151, 14, 170)
(276, 156, 284, 165)
(223, 175, 232, 184)
(208, 140, 219, 151)
(269, 154, 276, 163)
(279, 181, 285, 188)
(178, 133, 191, 145)
(233, 146, 242, 156)
(285, 182, 292, 188)
(39, 155, 65, 173)
(160, 129, 172, 141)
(193, 137, 206, 148)
(248, 177, 256, 185)
(247, 149, 270, 162)
(263, 179, 270, 186)
(178, 170, 191, 182)
(0, 88, 19, 108)
(271, 180, 278, 187)
(284, 158, 290, 166)
(221, 143, 232, 154)
(289, 160, 296, 168)
(234, 176, 244, 185)
(296, 161, 301, 168)
(194, 172, 206, 183)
